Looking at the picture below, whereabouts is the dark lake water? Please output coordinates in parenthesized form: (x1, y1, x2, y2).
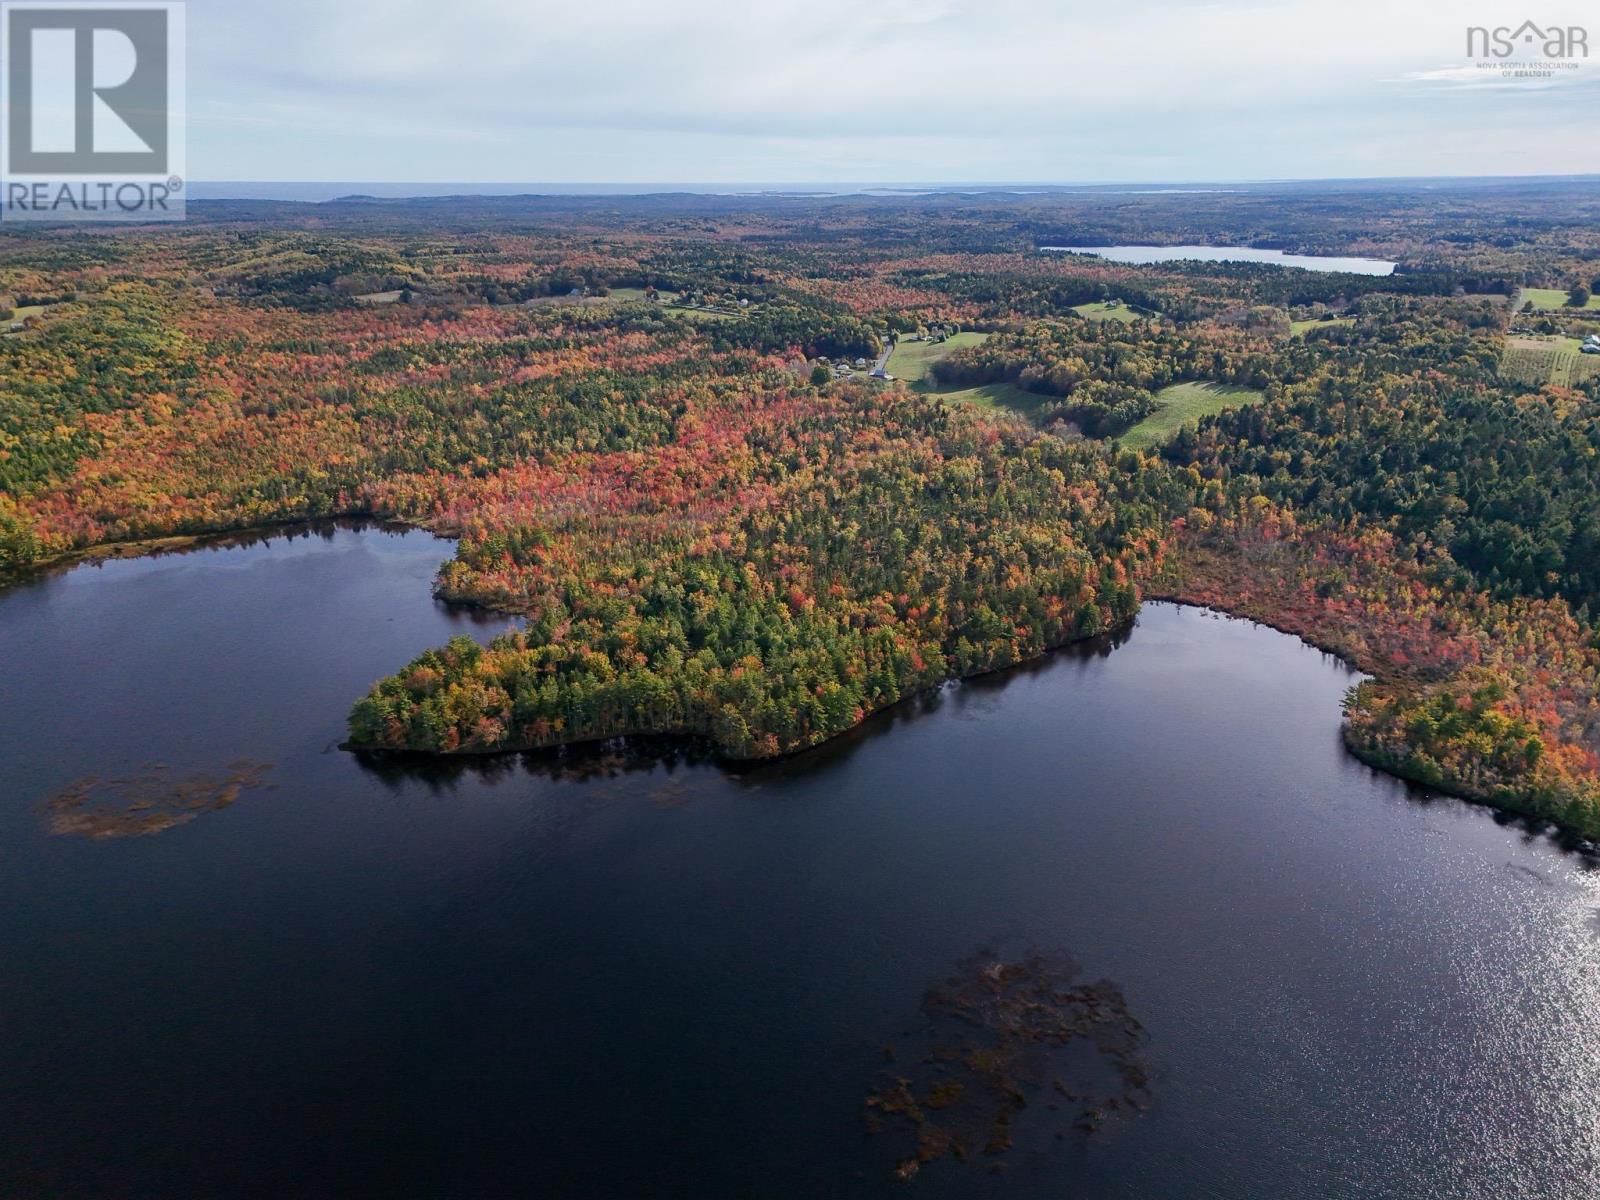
(1040, 245, 1398, 275)
(2, 523, 1596, 1199)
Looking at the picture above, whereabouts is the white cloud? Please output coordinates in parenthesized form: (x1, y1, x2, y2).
(183, 0, 1600, 180)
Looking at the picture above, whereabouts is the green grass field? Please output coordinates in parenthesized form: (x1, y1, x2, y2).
(1519, 288, 1600, 312)
(600, 288, 737, 319)
(1071, 301, 1144, 323)
(1290, 316, 1354, 336)
(664, 304, 736, 321)
(1117, 382, 1265, 451)
(886, 332, 989, 382)
(883, 334, 1048, 417)
(1501, 336, 1600, 387)
(2, 302, 51, 335)
(929, 381, 1052, 418)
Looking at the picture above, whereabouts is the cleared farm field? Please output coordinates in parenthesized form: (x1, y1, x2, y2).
(885, 334, 1053, 418)
(932, 381, 1052, 418)
(887, 331, 989, 382)
(1290, 316, 1353, 336)
(1519, 287, 1600, 312)
(1071, 301, 1146, 323)
(1501, 336, 1600, 386)
(1119, 381, 1265, 451)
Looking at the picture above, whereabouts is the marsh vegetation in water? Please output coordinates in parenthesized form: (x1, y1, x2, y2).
(44, 760, 275, 839)
(866, 950, 1149, 1182)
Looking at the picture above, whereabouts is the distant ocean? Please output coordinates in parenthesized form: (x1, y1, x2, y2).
(184, 182, 1230, 202)
(184, 177, 1600, 204)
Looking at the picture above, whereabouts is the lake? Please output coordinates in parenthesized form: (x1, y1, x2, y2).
(1, 523, 1595, 1198)
(1041, 245, 1399, 275)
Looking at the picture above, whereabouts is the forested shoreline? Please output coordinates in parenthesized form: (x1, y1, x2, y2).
(4, 184, 1599, 835)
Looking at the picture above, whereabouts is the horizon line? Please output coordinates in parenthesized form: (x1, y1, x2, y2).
(192, 172, 1600, 186)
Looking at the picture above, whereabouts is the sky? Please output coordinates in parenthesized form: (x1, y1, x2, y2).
(184, 0, 1600, 183)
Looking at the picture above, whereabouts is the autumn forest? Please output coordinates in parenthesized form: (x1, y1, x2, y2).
(4, 183, 1600, 837)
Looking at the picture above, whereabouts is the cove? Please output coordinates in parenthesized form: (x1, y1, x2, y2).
(0, 523, 1595, 1198)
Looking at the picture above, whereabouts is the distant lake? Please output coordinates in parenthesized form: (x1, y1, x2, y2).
(1042, 245, 1398, 275)
(1, 523, 1596, 1198)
